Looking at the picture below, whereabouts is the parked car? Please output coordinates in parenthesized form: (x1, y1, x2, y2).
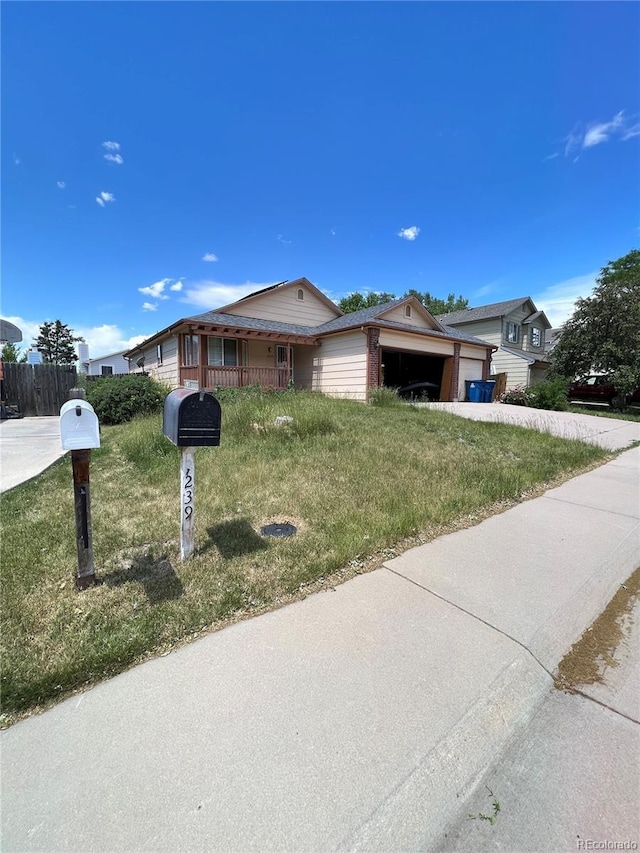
(568, 375, 640, 406)
(396, 380, 440, 401)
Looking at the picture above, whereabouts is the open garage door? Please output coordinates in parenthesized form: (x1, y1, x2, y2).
(381, 349, 446, 400)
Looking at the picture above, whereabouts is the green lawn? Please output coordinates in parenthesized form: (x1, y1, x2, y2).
(0, 391, 608, 722)
(569, 402, 640, 422)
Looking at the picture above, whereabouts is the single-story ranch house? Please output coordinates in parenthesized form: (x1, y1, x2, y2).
(124, 278, 496, 402)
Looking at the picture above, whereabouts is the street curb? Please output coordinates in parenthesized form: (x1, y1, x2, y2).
(339, 650, 552, 852)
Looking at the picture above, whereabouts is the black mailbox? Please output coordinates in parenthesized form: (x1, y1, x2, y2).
(163, 389, 221, 447)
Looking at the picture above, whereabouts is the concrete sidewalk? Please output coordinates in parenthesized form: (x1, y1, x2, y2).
(2, 447, 639, 852)
(0, 417, 65, 493)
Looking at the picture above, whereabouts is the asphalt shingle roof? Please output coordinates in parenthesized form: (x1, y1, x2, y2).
(184, 299, 493, 348)
(184, 310, 317, 338)
(436, 297, 531, 326)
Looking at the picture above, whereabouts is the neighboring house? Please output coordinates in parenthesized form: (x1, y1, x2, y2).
(437, 297, 552, 388)
(545, 327, 563, 355)
(124, 277, 495, 402)
(87, 350, 130, 376)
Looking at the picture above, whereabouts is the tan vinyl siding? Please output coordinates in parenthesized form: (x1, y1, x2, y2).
(447, 318, 502, 346)
(380, 305, 437, 329)
(379, 330, 455, 356)
(530, 364, 549, 385)
(293, 345, 316, 390)
(500, 304, 535, 350)
(459, 343, 488, 360)
(225, 284, 339, 327)
(134, 336, 179, 387)
(491, 348, 530, 388)
(458, 358, 485, 400)
(311, 330, 368, 400)
(246, 340, 273, 369)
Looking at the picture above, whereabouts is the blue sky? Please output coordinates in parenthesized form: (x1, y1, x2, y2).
(2, 2, 639, 357)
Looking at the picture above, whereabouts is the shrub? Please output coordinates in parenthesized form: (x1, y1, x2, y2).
(528, 377, 570, 411)
(85, 374, 166, 425)
(499, 386, 533, 406)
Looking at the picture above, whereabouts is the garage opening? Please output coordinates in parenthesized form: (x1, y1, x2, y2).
(381, 349, 447, 400)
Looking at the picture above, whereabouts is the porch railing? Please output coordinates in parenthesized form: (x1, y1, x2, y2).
(179, 365, 290, 390)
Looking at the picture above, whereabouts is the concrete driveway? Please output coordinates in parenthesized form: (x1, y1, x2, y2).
(422, 402, 640, 450)
(0, 417, 65, 493)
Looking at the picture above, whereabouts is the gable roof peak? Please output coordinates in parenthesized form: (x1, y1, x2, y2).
(216, 276, 342, 316)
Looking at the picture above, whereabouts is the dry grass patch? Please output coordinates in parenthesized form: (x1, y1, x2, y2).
(1, 391, 608, 722)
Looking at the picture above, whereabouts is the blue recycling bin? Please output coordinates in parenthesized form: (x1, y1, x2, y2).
(480, 380, 496, 402)
(465, 381, 483, 403)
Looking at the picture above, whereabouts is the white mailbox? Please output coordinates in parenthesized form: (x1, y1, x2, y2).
(60, 400, 101, 450)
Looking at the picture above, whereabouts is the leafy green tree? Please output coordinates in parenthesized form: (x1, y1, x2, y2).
(551, 248, 640, 396)
(32, 320, 84, 366)
(338, 291, 396, 313)
(1, 342, 21, 362)
(403, 290, 469, 315)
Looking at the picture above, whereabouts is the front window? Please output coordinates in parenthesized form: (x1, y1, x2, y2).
(530, 327, 542, 347)
(506, 322, 520, 344)
(101, 365, 113, 376)
(183, 335, 199, 366)
(208, 336, 238, 366)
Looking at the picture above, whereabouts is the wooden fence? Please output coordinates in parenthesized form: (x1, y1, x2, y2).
(2, 363, 78, 416)
(493, 372, 507, 401)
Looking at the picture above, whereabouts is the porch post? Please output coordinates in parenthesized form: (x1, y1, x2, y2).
(451, 342, 461, 402)
(366, 328, 381, 395)
(199, 334, 207, 389)
(482, 351, 492, 380)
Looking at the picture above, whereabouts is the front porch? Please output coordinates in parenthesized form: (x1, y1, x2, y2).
(179, 364, 291, 390)
(177, 329, 318, 391)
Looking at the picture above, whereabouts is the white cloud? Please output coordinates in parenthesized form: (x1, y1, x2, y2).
(104, 153, 124, 165)
(0, 315, 39, 348)
(12, 153, 21, 165)
(277, 234, 292, 245)
(398, 226, 420, 241)
(102, 141, 121, 151)
(543, 152, 559, 162)
(142, 302, 158, 312)
(181, 280, 278, 309)
(473, 281, 499, 299)
(169, 281, 183, 292)
(138, 279, 172, 299)
(75, 325, 149, 358)
(57, 180, 66, 189)
(562, 110, 639, 158)
(1, 316, 151, 360)
(533, 272, 597, 327)
(583, 110, 625, 148)
(622, 123, 640, 141)
(330, 228, 336, 237)
(96, 191, 115, 206)
(202, 252, 219, 262)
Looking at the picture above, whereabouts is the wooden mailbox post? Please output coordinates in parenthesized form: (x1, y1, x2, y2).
(59, 395, 101, 590)
(163, 390, 221, 560)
